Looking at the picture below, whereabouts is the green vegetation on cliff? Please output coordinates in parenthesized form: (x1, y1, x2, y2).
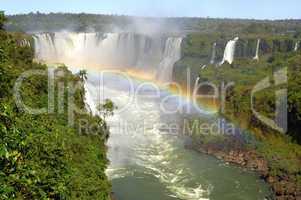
(175, 32, 301, 198)
(0, 13, 111, 199)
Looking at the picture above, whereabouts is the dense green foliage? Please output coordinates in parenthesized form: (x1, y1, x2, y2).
(0, 11, 6, 30)
(176, 33, 301, 142)
(203, 53, 301, 179)
(97, 99, 117, 122)
(175, 32, 301, 189)
(5, 13, 301, 34)
(174, 33, 301, 93)
(0, 17, 111, 199)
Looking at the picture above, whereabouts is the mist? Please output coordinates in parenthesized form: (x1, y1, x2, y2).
(32, 16, 183, 83)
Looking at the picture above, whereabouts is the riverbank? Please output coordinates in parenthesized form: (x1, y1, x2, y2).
(186, 134, 300, 200)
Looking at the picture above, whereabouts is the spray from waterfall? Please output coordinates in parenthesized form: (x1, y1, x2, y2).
(33, 32, 182, 77)
(34, 32, 182, 82)
(219, 37, 239, 66)
(253, 39, 261, 60)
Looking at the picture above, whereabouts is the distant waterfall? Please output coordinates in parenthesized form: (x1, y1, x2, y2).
(19, 39, 31, 47)
(294, 41, 300, 51)
(219, 37, 239, 65)
(33, 32, 181, 75)
(156, 38, 182, 83)
(210, 43, 216, 64)
(253, 39, 261, 60)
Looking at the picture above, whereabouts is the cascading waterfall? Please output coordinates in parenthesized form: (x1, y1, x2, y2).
(83, 81, 98, 115)
(253, 39, 261, 60)
(19, 39, 31, 47)
(210, 42, 216, 64)
(219, 37, 239, 65)
(294, 41, 300, 51)
(34, 32, 182, 82)
(34, 32, 161, 69)
(156, 37, 182, 83)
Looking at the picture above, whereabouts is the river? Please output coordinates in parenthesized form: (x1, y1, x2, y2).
(83, 70, 271, 200)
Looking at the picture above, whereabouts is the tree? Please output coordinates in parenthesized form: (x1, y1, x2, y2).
(0, 11, 6, 30)
(78, 69, 87, 81)
(97, 99, 116, 120)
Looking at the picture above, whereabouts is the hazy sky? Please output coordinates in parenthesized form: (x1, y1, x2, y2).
(1, 0, 300, 19)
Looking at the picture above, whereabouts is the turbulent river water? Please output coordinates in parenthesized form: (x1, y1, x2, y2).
(82, 70, 271, 200)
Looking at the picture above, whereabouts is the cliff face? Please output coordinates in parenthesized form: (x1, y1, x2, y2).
(235, 38, 296, 58)
(178, 34, 299, 64)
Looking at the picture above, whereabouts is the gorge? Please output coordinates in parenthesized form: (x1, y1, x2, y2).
(2, 7, 301, 200)
(32, 31, 275, 200)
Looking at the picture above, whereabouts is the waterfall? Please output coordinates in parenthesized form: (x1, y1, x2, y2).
(33, 33, 58, 63)
(33, 32, 182, 80)
(210, 43, 216, 64)
(33, 32, 170, 72)
(19, 39, 31, 47)
(83, 81, 98, 115)
(156, 37, 182, 83)
(294, 41, 299, 51)
(253, 39, 261, 60)
(219, 37, 239, 66)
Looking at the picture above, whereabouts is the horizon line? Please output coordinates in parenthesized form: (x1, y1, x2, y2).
(5, 11, 301, 21)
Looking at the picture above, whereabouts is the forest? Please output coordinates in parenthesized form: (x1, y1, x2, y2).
(0, 11, 111, 199)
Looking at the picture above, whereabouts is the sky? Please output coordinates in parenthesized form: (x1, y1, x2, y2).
(0, 0, 300, 20)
